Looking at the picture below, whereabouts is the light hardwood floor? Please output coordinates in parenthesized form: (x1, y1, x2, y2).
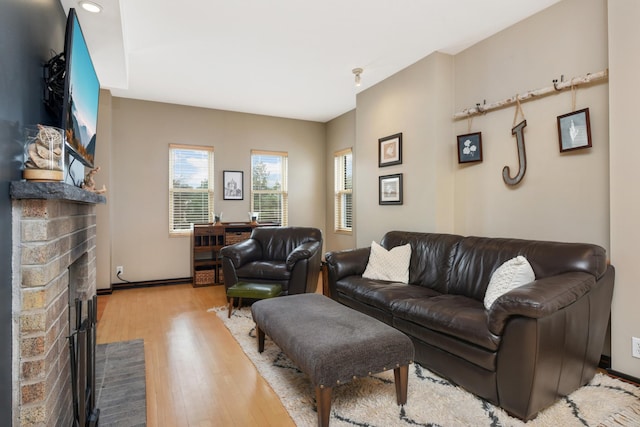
(98, 281, 638, 426)
(96, 283, 298, 427)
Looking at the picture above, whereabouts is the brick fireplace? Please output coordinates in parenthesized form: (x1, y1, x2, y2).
(10, 182, 105, 426)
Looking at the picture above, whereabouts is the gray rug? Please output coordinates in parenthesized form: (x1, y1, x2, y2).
(211, 306, 640, 427)
(95, 339, 147, 426)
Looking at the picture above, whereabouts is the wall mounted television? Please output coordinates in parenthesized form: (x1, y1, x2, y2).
(60, 8, 100, 168)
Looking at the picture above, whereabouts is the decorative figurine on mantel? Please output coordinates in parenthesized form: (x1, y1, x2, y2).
(81, 166, 107, 194)
(23, 125, 65, 181)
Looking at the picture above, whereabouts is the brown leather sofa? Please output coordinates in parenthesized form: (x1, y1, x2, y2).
(220, 226, 323, 295)
(324, 231, 614, 421)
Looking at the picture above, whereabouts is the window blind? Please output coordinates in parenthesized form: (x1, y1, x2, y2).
(169, 144, 214, 234)
(334, 148, 353, 232)
(251, 150, 288, 226)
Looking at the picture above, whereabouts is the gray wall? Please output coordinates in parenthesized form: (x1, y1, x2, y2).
(0, 0, 66, 421)
(354, 52, 455, 246)
(325, 109, 357, 252)
(452, 0, 609, 247)
(99, 98, 326, 285)
(609, 0, 640, 379)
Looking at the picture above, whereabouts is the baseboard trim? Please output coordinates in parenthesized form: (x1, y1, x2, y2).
(606, 368, 640, 386)
(110, 277, 192, 291)
(598, 355, 640, 386)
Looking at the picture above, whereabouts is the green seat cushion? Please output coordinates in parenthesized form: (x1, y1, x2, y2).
(226, 282, 283, 299)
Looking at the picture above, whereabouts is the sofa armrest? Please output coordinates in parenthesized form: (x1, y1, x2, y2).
(286, 241, 321, 270)
(220, 239, 262, 269)
(324, 247, 370, 299)
(487, 271, 595, 335)
(325, 247, 371, 280)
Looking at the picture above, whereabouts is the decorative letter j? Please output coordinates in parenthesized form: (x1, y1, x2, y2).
(502, 120, 527, 186)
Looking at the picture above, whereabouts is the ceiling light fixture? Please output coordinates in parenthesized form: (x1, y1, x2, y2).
(352, 68, 363, 87)
(79, 0, 103, 13)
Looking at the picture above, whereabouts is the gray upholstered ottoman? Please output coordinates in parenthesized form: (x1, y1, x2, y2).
(251, 293, 414, 427)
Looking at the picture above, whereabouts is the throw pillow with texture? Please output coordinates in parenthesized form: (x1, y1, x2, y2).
(484, 255, 535, 310)
(362, 241, 411, 283)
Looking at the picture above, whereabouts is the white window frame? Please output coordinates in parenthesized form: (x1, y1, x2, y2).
(334, 148, 353, 233)
(250, 150, 288, 226)
(169, 144, 215, 236)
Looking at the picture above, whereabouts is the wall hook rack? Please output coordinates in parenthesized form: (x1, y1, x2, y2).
(453, 69, 607, 120)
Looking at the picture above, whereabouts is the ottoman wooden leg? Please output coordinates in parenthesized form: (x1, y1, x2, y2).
(256, 326, 265, 353)
(394, 365, 408, 405)
(315, 386, 332, 427)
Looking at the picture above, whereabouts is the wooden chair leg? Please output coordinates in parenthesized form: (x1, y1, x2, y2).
(227, 297, 243, 318)
(394, 365, 409, 405)
(315, 386, 332, 427)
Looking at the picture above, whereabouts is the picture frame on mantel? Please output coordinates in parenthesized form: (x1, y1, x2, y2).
(223, 170, 243, 200)
(457, 132, 483, 164)
(557, 108, 592, 152)
(379, 173, 403, 205)
(378, 133, 402, 167)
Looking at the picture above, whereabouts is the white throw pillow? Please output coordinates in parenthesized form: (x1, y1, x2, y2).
(362, 241, 411, 284)
(484, 256, 535, 310)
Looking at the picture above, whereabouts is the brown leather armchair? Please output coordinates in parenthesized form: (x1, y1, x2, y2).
(220, 226, 323, 295)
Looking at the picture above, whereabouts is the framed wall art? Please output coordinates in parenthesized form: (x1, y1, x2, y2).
(557, 108, 592, 152)
(223, 170, 243, 200)
(457, 132, 483, 164)
(379, 173, 403, 205)
(378, 133, 402, 167)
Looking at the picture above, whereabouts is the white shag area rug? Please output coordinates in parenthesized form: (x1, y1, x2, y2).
(208, 306, 640, 427)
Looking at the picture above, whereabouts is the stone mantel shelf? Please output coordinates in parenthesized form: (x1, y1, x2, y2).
(10, 181, 107, 204)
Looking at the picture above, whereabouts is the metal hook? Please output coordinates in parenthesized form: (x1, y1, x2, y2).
(553, 75, 564, 91)
(475, 100, 487, 114)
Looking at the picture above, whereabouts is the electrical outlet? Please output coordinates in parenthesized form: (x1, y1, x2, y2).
(116, 266, 124, 276)
(633, 337, 640, 359)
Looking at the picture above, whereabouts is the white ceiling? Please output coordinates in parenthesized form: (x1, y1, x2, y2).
(60, 0, 561, 123)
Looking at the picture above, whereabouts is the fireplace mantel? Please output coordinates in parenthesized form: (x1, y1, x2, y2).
(10, 181, 106, 204)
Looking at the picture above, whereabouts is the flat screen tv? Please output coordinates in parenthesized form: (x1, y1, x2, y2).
(61, 8, 100, 168)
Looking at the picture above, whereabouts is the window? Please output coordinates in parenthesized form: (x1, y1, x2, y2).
(251, 150, 288, 226)
(334, 148, 353, 232)
(169, 144, 214, 235)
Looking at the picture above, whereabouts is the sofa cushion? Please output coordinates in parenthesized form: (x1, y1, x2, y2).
(236, 261, 291, 281)
(251, 226, 322, 261)
(448, 236, 608, 301)
(393, 316, 497, 371)
(336, 277, 440, 312)
(484, 256, 535, 310)
(380, 231, 463, 293)
(362, 241, 411, 283)
(391, 294, 500, 352)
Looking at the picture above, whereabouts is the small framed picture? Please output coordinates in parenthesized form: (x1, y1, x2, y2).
(457, 132, 483, 164)
(557, 108, 592, 152)
(378, 133, 402, 167)
(223, 170, 243, 200)
(379, 173, 403, 205)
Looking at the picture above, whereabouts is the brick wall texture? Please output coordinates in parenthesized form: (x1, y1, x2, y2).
(13, 199, 97, 427)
